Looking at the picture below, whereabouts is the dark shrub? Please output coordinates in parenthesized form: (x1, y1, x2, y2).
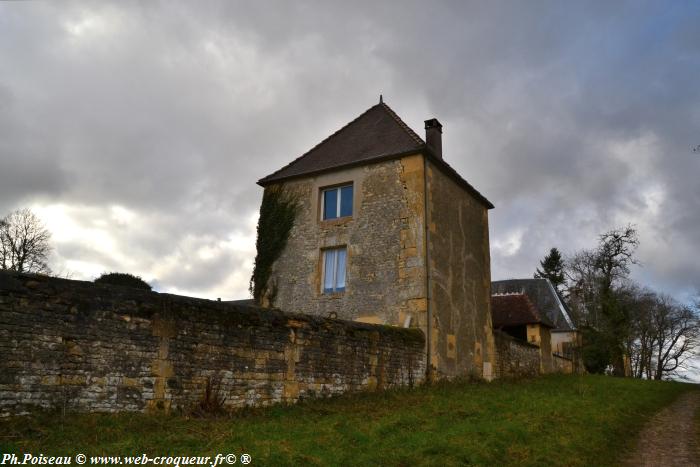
(94, 272, 152, 291)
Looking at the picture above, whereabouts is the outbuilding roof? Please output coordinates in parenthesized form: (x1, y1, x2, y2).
(491, 278, 576, 331)
(491, 293, 555, 328)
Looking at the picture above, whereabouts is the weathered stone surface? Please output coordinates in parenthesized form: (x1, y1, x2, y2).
(0, 271, 425, 417)
(493, 330, 540, 378)
(264, 154, 497, 380)
(426, 160, 495, 379)
(265, 158, 426, 326)
(553, 354, 574, 374)
(526, 324, 553, 373)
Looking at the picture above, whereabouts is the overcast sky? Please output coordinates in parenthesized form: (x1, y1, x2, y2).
(1, 1, 699, 309)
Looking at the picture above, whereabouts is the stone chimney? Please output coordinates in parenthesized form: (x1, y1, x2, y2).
(424, 118, 443, 159)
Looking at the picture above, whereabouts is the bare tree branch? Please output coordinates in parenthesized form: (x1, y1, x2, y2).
(0, 208, 52, 274)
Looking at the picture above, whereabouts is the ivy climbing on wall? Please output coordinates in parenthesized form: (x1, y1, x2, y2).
(249, 185, 298, 305)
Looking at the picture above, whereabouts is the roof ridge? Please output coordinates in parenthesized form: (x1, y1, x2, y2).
(258, 103, 386, 184)
(256, 101, 494, 211)
(544, 278, 576, 329)
(379, 101, 425, 145)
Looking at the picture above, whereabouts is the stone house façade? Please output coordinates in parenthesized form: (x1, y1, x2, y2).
(256, 100, 495, 379)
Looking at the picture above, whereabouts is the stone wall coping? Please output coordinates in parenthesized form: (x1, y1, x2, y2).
(0, 270, 425, 344)
(553, 353, 573, 361)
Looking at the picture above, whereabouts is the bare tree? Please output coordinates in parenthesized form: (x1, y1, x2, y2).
(620, 284, 657, 379)
(595, 225, 639, 295)
(564, 224, 638, 328)
(563, 226, 639, 375)
(565, 249, 602, 327)
(649, 295, 700, 380)
(561, 226, 698, 379)
(617, 286, 700, 380)
(0, 208, 52, 274)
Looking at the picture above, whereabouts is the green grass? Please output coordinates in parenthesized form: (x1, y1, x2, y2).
(1, 375, 696, 466)
(696, 402, 700, 452)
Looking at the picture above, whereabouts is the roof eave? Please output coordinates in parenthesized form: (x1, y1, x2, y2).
(257, 147, 425, 187)
(258, 146, 495, 210)
(494, 320, 554, 328)
(421, 146, 494, 210)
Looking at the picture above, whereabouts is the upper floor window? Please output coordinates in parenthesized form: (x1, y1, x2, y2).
(322, 247, 346, 293)
(322, 185, 353, 220)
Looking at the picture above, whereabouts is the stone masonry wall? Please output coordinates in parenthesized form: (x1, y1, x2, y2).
(553, 354, 574, 374)
(266, 156, 427, 330)
(427, 161, 495, 379)
(492, 330, 540, 378)
(0, 272, 425, 417)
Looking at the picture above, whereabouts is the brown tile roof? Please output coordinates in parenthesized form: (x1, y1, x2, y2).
(491, 293, 555, 328)
(492, 279, 576, 330)
(258, 102, 422, 184)
(257, 101, 494, 209)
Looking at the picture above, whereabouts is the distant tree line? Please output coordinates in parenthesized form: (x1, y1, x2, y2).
(1, 207, 152, 291)
(535, 227, 700, 380)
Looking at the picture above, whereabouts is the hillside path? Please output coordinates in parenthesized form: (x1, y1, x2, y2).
(623, 390, 700, 466)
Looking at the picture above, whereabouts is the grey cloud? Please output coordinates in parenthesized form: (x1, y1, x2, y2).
(0, 0, 697, 306)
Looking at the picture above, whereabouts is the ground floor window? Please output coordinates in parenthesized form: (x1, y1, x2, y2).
(322, 247, 346, 293)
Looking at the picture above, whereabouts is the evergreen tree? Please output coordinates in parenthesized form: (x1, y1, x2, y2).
(534, 247, 565, 291)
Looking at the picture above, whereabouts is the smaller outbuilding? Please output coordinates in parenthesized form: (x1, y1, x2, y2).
(491, 293, 554, 373)
(492, 278, 581, 360)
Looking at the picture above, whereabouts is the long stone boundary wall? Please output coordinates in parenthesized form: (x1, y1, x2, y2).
(492, 330, 540, 378)
(0, 272, 425, 417)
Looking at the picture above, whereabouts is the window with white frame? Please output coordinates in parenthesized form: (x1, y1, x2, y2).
(322, 247, 346, 293)
(322, 184, 353, 220)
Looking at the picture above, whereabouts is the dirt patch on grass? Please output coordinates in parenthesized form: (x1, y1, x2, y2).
(623, 390, 700, 466)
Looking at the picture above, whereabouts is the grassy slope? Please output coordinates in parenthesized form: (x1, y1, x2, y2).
(696, 403, 700, 454)
(1, 375, 696, 466)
